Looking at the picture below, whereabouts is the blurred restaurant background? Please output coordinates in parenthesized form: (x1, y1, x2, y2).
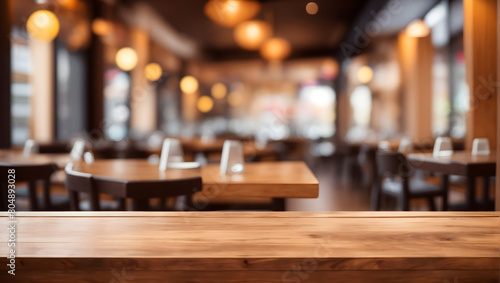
(0, 0, 498, 211)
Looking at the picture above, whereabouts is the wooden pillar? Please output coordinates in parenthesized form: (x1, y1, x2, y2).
(398, 32, 434, 142)
(130, 28, 157, 137)
(0, 0, 12, 148)
(496, 0, 500, 211)
(87, 1, 105, 133)
(464, 0, 498, 151)
(29, 40, 55, 143)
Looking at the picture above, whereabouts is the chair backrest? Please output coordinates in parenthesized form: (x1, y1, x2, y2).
(65, 163, 93, 194)
(0, 163, 58, 182)
(376, 151, 412, 178)
(358, 144, 376, 167)
(65, 163, 100, 211)
(23, 139, 39, 156)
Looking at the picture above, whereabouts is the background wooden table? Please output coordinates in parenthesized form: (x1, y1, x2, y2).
(199, 161, 318, 210)
(146, 139, 280, 162)
(0, 151, 70, 210)
(0, 211, 498, 282)
(0, 150, 69, 167)
(73, 160, 319, 210)
(408, 151, 496, 210)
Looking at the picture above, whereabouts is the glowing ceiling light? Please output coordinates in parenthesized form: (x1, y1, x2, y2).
(320, 58, 339, 80)
(180, 76, 199, 94)
(197, 96, 214, 113)
(144, 63, 162, 81)
(26, 10, 60, 42)
(306, 2, 319, 15)
(260, 38, 292, 61)
(56, 0, 80, 10)
(357, 65, 373, 84)
(211, 83, 228, 99)
(204, 0, 261, 27)
(406, 19, 430, 37)
(115, 47, 138, 71)
(92, 18, 113, 36)
(234, 20, 271, 50)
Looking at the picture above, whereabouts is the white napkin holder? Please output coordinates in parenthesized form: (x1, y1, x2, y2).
(220, 140, 245, 174)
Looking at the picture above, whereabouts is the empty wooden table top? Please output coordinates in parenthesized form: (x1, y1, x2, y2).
(0, 150, 70, 168)
(407, 151, 496, 176)
(201, 161, 318, 198)
(72, 160, 318, 199)
(72, 159, 201, 181)
(0, 211, 498, 282)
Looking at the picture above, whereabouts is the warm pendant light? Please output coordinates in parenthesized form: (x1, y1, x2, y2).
(26, 10, 60, 42)
(211, 83, 228, 99)
(234, 20, 271, 50)
(115, 47, 138, 71)
(180, 76, 199, 94)
(204, 0, 261, 27)
(357, 66, 373, 84)
(197, 96, 214, 113)
(92, 18, 113, 36)
(260, 37, 292, 61)
(406, 19, 430, 37)
(145, 63, 162, 81)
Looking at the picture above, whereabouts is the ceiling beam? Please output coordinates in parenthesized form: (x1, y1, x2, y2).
(118, 2, 200, 60)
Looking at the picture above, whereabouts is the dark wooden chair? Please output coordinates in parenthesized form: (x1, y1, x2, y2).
(357, 144, 377, 190)
(372, 151, 448, 211)
(0, 163, 60, 211)
(65, 163, 202, 211)
(66, 164, 100, 211)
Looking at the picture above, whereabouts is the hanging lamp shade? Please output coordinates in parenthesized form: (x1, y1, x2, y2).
(180, 76, 199, 94)
(145, 63, 162, 81)
(260, 37, 292, 61)
(115, 47, 138, 71)
(26, 10, 60, 42)
(197, 96, 214, 113)
(211, 83, 227, 99)
(406, 19, 430, 37)
(234, 20, 271, 50)
(92, 18, 113, 36)
(204, 0, 261, 27)
(357, 65, 373, 84)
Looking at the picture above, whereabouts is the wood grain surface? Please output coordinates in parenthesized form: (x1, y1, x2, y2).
(199, 162, 319, 198)
(72, 160, 319, 199)
(0, 151, 69, 167)
(407, 151, 496, 176)
(0, 212, 498, 282)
